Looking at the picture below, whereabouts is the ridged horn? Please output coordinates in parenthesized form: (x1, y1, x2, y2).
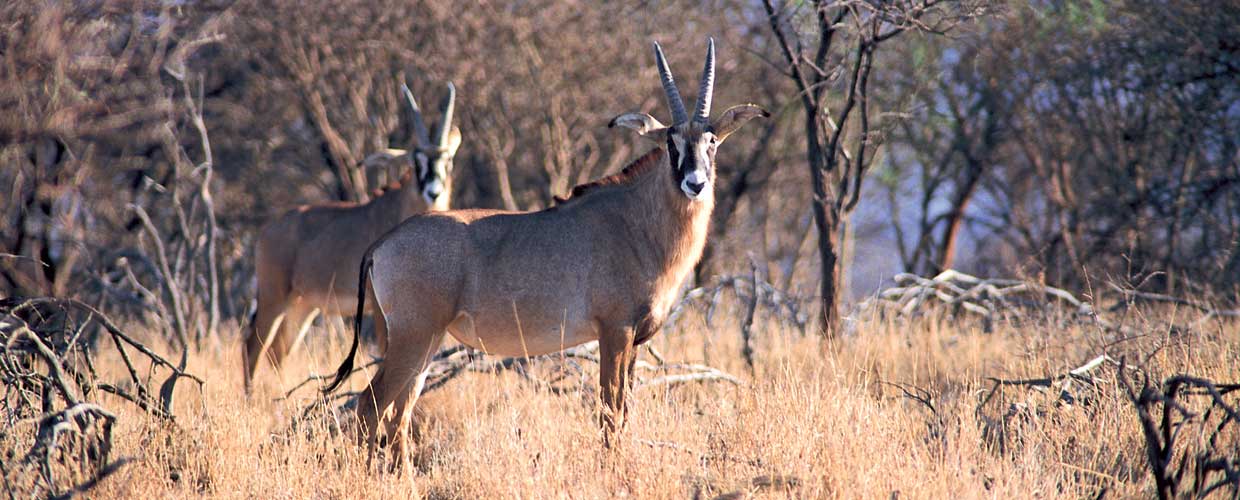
(434, 82, 456, 149)
(401, 83, 431, 146)
(653, 41, 689, 125)
(692, 38, 715, 125)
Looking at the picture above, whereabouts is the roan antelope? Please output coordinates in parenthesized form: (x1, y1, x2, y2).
(242, 82, 461, 392)
(324, 39, 766, 458)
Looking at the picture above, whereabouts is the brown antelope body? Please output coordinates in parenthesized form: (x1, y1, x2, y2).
(324, 39, 766, 460)
(243, 83, 461, 391)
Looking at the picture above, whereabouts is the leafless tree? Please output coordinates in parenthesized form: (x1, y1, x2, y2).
(760, 0, 988, 336)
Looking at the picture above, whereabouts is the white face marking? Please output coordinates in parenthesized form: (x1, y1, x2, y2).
(415, 152, 429, 179)
(678, 133, 713, 201)
(672, 135, 686, 166)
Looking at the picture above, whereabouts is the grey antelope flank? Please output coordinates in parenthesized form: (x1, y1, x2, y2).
(242, 82, 461, 392)
(324, 38, 767, 457)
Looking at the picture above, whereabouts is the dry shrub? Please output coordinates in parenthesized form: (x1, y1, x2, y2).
(0, 298, 204, 498)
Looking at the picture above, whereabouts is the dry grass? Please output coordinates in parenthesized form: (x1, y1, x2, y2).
(27, 302, 1240, 499)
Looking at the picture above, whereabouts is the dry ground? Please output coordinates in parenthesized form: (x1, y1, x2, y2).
(10, 300, 1240, 499)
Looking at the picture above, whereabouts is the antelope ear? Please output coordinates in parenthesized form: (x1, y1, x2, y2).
(608, 112, 668, 141)
(361, 149, 407, 169)
(443, 126, 463, 156)
(710, 104, 769, 142)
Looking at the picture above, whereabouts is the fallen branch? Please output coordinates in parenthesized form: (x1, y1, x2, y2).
(637, 370, 744, 390)
(979, 354, 1119, 411)
(866, 270, 1139, 334)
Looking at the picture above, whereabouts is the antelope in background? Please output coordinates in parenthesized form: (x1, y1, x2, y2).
(243, 82, 462, 392)
(324, 39, 767, 460)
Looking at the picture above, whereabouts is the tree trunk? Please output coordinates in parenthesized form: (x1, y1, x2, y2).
(936, 165, 982, 272)
(812, 197, 843, 337)
(807, 114, 843, 337)
(937, 209, 966, 273)
(800, 102, 845, 337)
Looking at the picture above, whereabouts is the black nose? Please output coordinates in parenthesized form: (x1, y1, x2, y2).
(426, 186, 442, 199)
(685, 181, 705, 195)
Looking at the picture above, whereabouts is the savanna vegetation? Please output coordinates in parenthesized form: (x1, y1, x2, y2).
(2, 0, 1238, 498)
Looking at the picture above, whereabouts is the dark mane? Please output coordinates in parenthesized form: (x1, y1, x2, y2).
(552, 148, 666, 205)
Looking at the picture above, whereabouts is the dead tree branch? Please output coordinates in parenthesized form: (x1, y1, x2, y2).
(0, 297, 205, 498)
(864, 269, 1152, 334)
(668, 273, 809, 334)
(1119, 360, 1240, 499)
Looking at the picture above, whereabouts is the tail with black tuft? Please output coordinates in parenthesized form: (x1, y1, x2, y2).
(323, 252, 373, 393)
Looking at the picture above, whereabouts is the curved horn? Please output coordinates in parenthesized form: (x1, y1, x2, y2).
(435, 81, 456, 149)
(653, 41, 689, 125)
(401, 83, 431, 146)
(692, 38, 715, 125)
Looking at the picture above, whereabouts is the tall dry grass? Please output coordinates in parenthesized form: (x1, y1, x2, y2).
(40, 299, 1237, 499)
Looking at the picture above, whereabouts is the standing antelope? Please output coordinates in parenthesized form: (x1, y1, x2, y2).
(243, 82, 462, 392)
(324, 39, 767, 458)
